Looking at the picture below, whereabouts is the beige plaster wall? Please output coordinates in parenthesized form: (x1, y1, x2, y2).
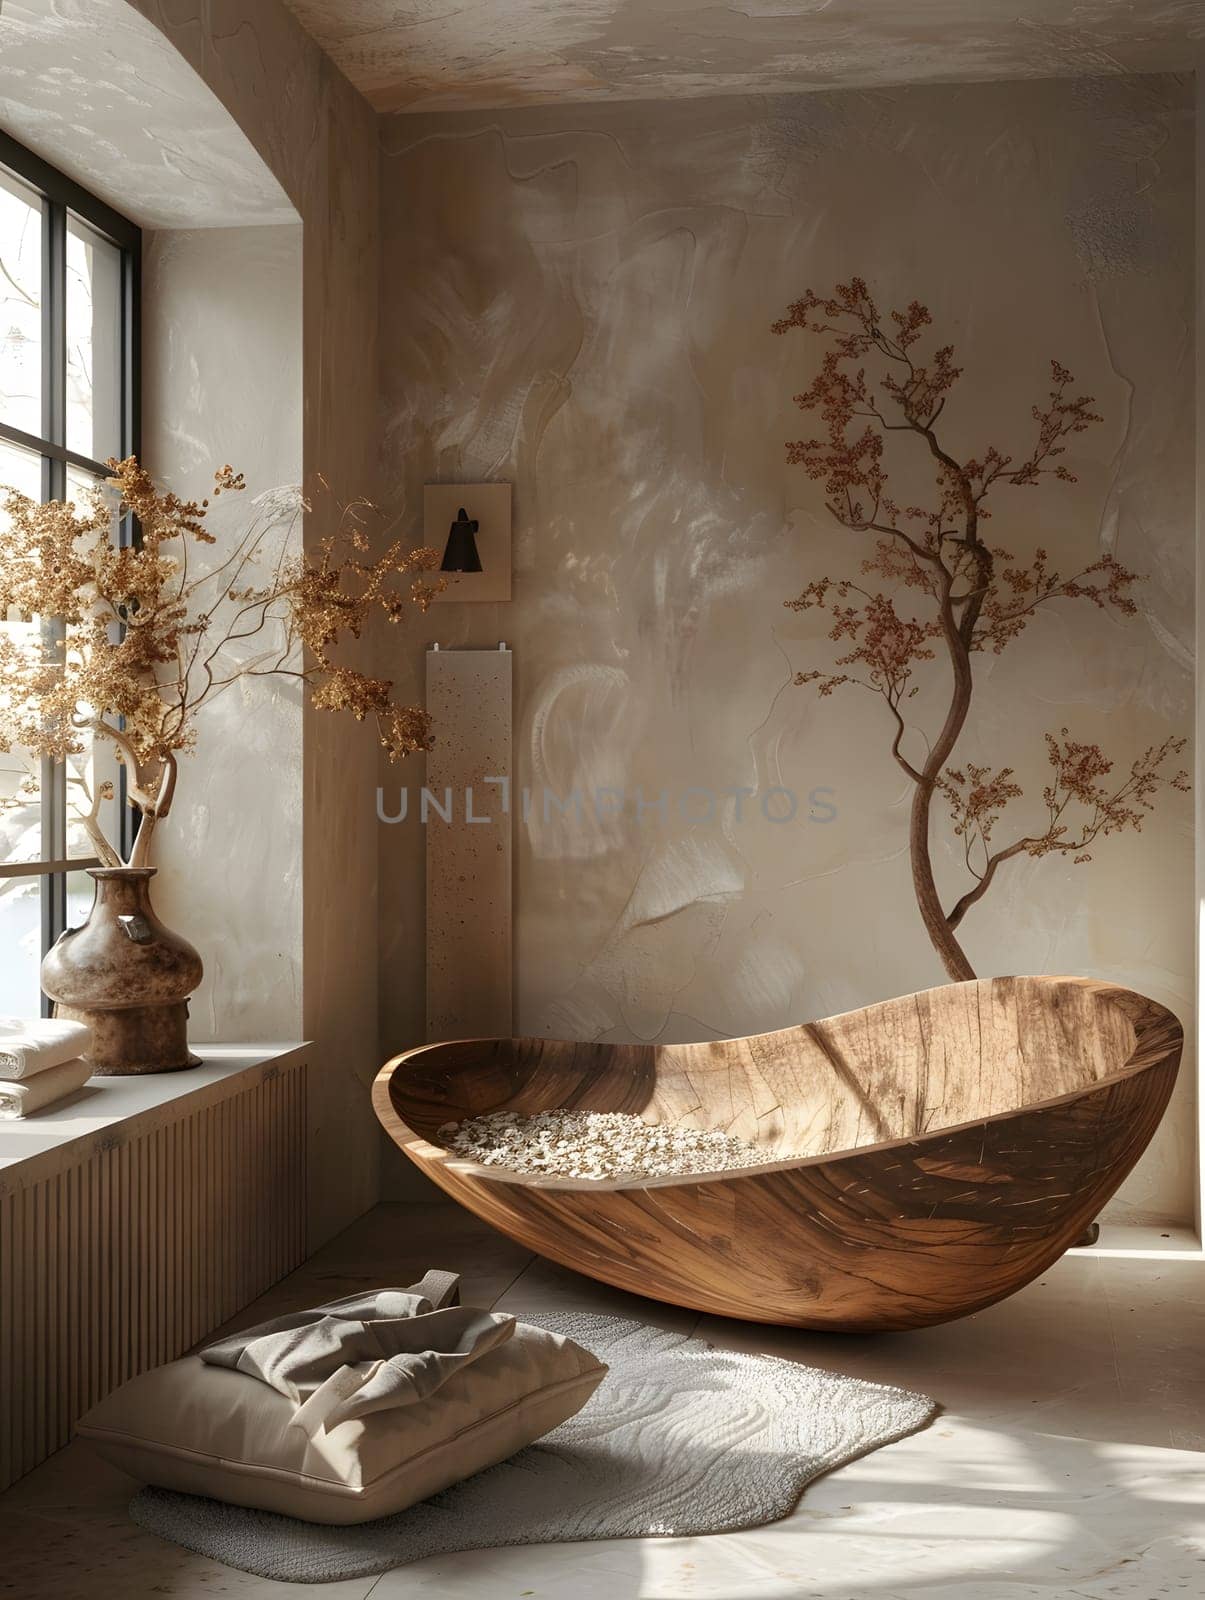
(0, 0, 293, 227)
(1195, 61, 1204, 1240)
(142, 224, 303, 1045)
(130, 0, 384, 1249)
(377, 75, 1196, 1224)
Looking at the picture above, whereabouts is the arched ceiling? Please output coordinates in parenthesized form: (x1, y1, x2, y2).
(280, 0, 1203, 115)
(0, 0, 294, 228)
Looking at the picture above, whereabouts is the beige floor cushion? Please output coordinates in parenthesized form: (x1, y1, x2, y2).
(78, 1305, 606, 1525)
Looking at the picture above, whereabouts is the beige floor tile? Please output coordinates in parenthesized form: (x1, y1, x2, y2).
(0, 1506, 378, 1600)
(494, 1256, 701, 1334)
(0, 1438, 135, 1513)
(3, 1206, 1203, 1600)
(200, 1202, 533, 1345)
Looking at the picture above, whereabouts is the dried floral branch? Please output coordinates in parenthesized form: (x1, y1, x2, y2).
(0, 457, 442, 870)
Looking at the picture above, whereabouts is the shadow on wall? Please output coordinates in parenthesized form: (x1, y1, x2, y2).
(375, 76, 1195, 1229)
(1, 0, 389, 1249)
(142, 224, 304, 1047)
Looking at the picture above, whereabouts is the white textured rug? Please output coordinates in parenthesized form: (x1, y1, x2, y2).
(130, 1311, 937, 1583)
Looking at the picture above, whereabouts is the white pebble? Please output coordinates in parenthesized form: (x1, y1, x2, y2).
(440, 1108, 784, 1180)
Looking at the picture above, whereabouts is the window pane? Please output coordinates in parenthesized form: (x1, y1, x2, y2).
(0, 433, 41, 499)
(66, 215, 122, 463)
(65, 459, 112, 504)
(0, 750, 40, 864)
(0, 875, 42, 1013)
(1, 439, 45, 864)
(0, 165, 42, 438)
(64, 466, 121, 863)
(62, 745, 118, 865)
(66, 867, 95, 931)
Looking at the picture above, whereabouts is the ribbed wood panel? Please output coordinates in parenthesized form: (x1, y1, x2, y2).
(0, 1059, 305, 1490)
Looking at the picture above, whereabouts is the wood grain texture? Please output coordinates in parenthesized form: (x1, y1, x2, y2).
(0, 1060, 306, 1490)
(373, 978, 1181, 1331)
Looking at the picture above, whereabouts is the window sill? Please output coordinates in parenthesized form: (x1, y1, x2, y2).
(0, 1042, 308, 1193)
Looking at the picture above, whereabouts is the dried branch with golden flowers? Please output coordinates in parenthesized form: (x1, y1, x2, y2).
(0, 457, 441, 871)
(774, 278, 1187, 980)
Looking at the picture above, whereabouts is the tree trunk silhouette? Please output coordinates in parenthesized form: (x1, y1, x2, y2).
(910, 782, 976, 980)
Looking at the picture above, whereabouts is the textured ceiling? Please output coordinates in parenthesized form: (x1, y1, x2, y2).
(280, 0, 1204, 114)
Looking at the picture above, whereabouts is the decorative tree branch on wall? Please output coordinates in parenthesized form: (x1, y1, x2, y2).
(774, 278, 1187, 980)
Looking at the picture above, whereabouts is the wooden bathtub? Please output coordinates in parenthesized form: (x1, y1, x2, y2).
(373, 976, 1181, 1331)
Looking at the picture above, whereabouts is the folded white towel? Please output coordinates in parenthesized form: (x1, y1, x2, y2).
(0, 1016, 92, 1080)
(0, 1057, 93, 1118)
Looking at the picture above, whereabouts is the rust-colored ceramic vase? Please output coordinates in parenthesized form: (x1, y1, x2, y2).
(40, 868, 203, 1075)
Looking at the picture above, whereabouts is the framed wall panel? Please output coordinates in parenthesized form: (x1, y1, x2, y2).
(425, 647, 513, 1041)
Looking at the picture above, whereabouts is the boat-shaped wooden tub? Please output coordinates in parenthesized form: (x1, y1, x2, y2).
(373, 976, 1181, 1330)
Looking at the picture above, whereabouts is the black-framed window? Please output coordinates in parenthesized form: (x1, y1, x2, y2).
(0, 130, 140, 1015)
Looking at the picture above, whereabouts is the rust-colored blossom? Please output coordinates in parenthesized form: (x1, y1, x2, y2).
(776, 280, 1187, 977)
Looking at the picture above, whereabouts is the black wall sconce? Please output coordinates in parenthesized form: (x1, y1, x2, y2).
(425, 483, 511, 602)
(439, 506, 483, 573)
